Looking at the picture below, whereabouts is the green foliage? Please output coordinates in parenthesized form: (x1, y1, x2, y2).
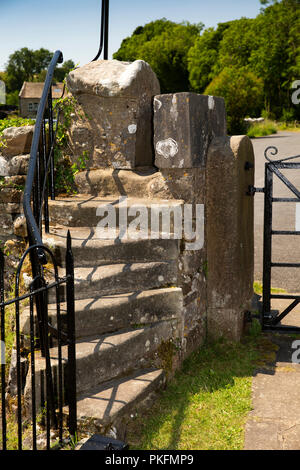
(188, 1, 300, 125)
(0, 116, 35, 133)
(247, 119, 278, 138)
(188, 22, 231, 93)
(3, 47, 75, 96)
(6, 91, 19, 106)
(52, 93, 90, 194)
(205, 67, 264, 134)
(126, 336, 264, 450)
(113, 19, 203, 93)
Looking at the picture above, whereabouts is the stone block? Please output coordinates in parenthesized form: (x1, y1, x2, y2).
(66, 59, 160, 169)
(206, 135, 254, 341)
(0, 156, 9, 176)
(8, 154, 30, 175)
(154, 93, 226, 169)
(1, 126, 34, 157)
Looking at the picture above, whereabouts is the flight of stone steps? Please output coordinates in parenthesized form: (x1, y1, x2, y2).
(22, 190, 184, 436)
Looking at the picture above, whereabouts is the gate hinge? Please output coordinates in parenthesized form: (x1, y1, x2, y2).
(246, 185, 265, 196)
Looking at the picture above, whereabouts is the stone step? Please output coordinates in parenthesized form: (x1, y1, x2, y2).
(74, 167, 171, 199)
(20, 287, 183, 339)
(43, 225, 179, 267)
(48, 195, 184, 229)
(48, 261, 178, 302)
(74, 369, 166, 432)
(24, 321, 177, 407)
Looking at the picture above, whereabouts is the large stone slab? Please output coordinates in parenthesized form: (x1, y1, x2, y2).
(154, 93, 226, 169)
(66, 60, 160, 169)
(1, 126, 34, 157)
(206, 135, 254, 341)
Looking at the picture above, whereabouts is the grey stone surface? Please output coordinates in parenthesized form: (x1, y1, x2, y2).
(14, 215, 27, 237)
(0, 156, 9, 176)
(49, 261, 178, 302)
(1, 126, 34, 157)
(66, 59, 160, 169)
(48, 195, 183, 229)
(75, 369, 165, 428)
(8, 154, 30, 175)
(245, 335, 300, 450)
(21, 288, 183, 339)
(154, 93, 226, 169)
(43, 225, 180, 267)
(25, 321, 177, 406)
(206, 135, 254, 341)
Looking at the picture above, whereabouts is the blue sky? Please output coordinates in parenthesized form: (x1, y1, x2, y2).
(0, 0, 263, 71)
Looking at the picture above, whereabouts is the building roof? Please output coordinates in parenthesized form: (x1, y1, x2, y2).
(19, 82, 64, 99)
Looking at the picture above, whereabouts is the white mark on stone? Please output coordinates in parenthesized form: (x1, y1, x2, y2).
(170, 94, 178, 121)
(128, 124, 137, 134)
(154, 97, 162, 111)
(208, 95, 215, 110)
(156, 138, 178, 159)
(145, 340, 151, 351)
(178, 159, 184, 168)
(158, 275, 164, 282)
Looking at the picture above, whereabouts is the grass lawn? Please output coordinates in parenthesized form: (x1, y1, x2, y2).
(247, 119, 300, 138)
(126, 328, 272, 450)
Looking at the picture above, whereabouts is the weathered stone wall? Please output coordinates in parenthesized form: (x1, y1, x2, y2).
(0, 126, 32, 241)
(0, 126, 30, 286)
(66, 60, 160, 170)
(206, 135, 254, 340)
(70, 66, 255, 348)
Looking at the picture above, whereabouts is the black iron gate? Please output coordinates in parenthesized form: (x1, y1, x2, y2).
(258, 146, 300, 332)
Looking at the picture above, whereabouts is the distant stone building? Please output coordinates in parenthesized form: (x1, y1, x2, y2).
(19, 82, 64, 118)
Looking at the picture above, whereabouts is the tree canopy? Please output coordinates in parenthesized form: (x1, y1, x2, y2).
(113, 0, 300, 133)
(113, 19, 203, 93)
(3, 47, 75, 106)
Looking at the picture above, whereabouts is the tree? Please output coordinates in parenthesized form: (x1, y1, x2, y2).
(188, 0, 300, 121)
(205, 67, 264, 134)
(188, 22, 232, 93)
(113, 19, 203, 93)
(5, 48, 75, 93)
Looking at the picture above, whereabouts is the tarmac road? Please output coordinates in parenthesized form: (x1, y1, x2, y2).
(252, 131, 300, 292)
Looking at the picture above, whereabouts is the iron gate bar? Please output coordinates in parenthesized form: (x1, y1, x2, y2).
(271, 294, 300, 299)
(262, 163, 273, 323)
(262, 147, 300, 331)
(271, 299, 300, 325)
(272, 231, 300, 235)
(270, 164, 300, 199)
(272, 263, 300, 267)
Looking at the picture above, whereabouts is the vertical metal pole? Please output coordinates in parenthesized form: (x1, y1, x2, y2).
(262, 163, 273, 328)
(29, 288, 37, 451)
(48, 89, 55, 200)
(104, 0, 109, 60)
(0, 250, 6, 450)
(66, 231, 77, 439)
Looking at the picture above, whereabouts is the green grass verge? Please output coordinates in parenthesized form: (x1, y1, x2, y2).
(253, 280, 286, 296)
(247, 120, 278, 138)
(126, 332, 267, 450)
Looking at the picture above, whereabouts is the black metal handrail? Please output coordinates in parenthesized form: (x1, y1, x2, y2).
(92, 0, 109, 61)
(23, 50, 63, 262)
(0, 50, 77, 450)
